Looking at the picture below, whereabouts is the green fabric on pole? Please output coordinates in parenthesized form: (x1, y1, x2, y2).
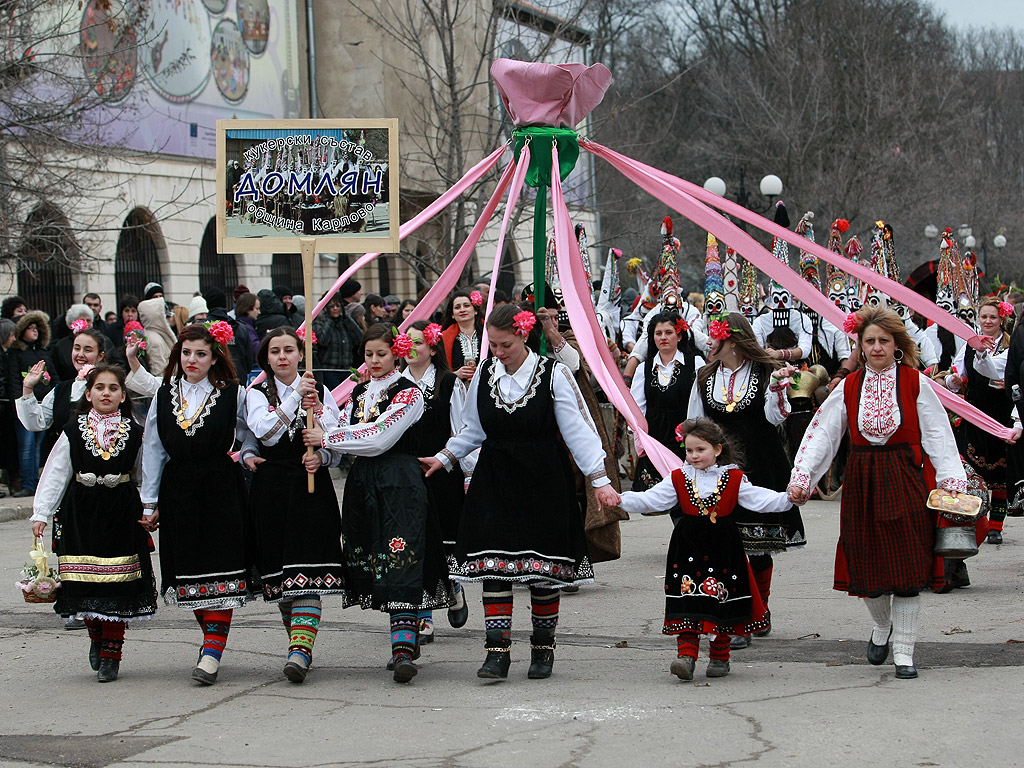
(533, 184, 547, 356)
(512, 127, 579, 189)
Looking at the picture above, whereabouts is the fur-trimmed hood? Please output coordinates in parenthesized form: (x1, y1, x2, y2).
(13, 311, 50, 350)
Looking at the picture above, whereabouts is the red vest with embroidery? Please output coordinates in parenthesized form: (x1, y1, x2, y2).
(671, 467, 744, 519)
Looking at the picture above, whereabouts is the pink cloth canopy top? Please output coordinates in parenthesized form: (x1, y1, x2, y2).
(491, 58, 613, 129)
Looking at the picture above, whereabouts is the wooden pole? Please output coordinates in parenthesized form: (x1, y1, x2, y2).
(300, 238, 317, 493)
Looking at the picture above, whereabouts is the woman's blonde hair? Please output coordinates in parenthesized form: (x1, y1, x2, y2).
(852, 306, 920, 369)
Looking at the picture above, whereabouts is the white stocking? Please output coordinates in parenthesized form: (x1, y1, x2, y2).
(863, 595, 892, 646)
(891, 595, 920, 667)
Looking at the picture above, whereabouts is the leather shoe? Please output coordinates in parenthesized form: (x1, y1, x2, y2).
(987, 530, 1003, 545)
(97, 658, 119, 682)
(191, 666, 218, 685)
(867, 625, 892, 665)
(894, 664, 918, 679)
(283, 660, 308, 683)
(386, 645, 421, 670)
(11, 488, 34, 498)
(706, 659, 731, 678)
(670, 656, 695, 680)
(448, 585, 469, 628)
(730, 634, 751, 650)
(392, 657, 418, 683)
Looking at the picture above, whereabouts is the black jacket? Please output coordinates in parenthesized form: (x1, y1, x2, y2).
(255, 289, 291, 340)
(7, 311, 57, 402)
(207, 307, 255, 380)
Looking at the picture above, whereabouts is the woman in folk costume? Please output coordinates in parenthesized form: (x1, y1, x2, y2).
(687, 312, 805, 649)
(421, 305, 619, 681)
(788, 307, 967, 679)
(630, 310, 704, 499)
(441, 289, 484, 385)
(400, 320, 470, 642)
(618, 418, 795, 680)
(30, 364, 157, 682)
(945, 297, 1015, 546)
(304, 323, 452, 684)
(244, 327, 346, 684)
(140, 322, 257, 686)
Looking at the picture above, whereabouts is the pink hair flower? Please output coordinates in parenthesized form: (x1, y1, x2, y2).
(296, 326, 317, 344)
(423, 322, 443, 346)
(512, 310, 536, 337)
(674, 422, 687, 444)
(207, 320, 234, 345)
(391, 331, 414, 358)
(470, 291, 484, 307)
(708, 319, 732, 341)
(842, 312, 860, 334)
(123, 320, 144, 337)
(70, 318, 90, 335)
(998, 301, 1014, 319)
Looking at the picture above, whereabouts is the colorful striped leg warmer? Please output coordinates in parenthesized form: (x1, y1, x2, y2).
(529, 586, 560, 632)
(288, 597, 322, 668)
(194, 609, 233, 674)
(676, 630, 699, 659)
(709, 634, 731, 662)
(100, 620, 126, 661)
(389, 611, 418, 660)
(482, 583, 514, 642)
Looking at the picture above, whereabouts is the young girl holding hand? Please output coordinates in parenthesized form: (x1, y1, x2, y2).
(617, 418, 796, 680)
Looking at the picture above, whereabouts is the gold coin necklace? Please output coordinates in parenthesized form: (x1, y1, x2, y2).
(176, 382, 212, 431)
(720, 368, 746, 413)
(89, 418, 127, 460)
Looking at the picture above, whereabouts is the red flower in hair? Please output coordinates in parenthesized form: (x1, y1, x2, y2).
(391, 331, 414, 358)
(675, 422, 687, 444)
(512, 311, 536, 337)
(842, 312, 860, 334)
(470, 291, 484, 307)
(208, 321, 234, 345)
(708, 319, 731, 341)
(123, 320, 144, 337)
(70, 318, 90, 335)
(999, 301, 1014, 319)
(423, 322, 443, 346)
(296, 326, 317, 344)
(674, 319, 690, 336)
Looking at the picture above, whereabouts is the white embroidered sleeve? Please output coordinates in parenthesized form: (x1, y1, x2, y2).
(315, 389, 342, 431)
(245, 387, 301, 445)
(765, 372, 791, 426)
(31, 433, 72, 523)
(16, 389, 52, 432)
(736, 473, 793, 514)
(553, 364, 609, 487)
(322, 386, 425, 457)
(620, 474, 678, 515)
(630, 363, 647, 415)
(686, 379, 706, 419)
(234, 386, 255, 446)
(918, 380, 968, 492)
(790, 384, 848, 491)
(973, 347, 1007, 381)
(553, 341, 581, 373)
(126, 366, 161, 398)
(140, 397, 167, 506)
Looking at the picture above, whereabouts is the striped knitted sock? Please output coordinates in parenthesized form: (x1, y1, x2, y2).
(709, 634, 731, 662)
(84, 618, 102, 645)
(389, 611, 418, 660)
(278, 600, 293, 635)
(676, 630, 699, 659)
(529, 587, 560, 632)
(288, 597, 322, 668)
(482, 586, 514, 642)
(990, 492, 1007, 531)
(195, 609, 233, 663)
(100, 620, 126, 661)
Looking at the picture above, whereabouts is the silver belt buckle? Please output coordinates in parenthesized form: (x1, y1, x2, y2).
(101, 474, 120, 488)
(77, 472, 98, 487)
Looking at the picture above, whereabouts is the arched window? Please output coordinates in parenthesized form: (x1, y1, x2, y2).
(271, 253, 303, 294)
(116, 208, 163, 301)
(199, 218, 238, 295)
(17, 204, 77, 319)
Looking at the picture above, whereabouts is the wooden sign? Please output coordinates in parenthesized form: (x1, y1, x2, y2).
(216, 118, 400, 254)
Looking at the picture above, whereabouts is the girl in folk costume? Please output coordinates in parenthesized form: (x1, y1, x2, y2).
(420, 305, 619, 681)
(630, 310, 704, 500)
(140, 323, 257, 686)
(618, 418, 794, 679)
(945, 298, 1014, 546)
(687, 312, 804, 649)
(441, 289, 484, 385)
(30, 365, 158, 682)
(244, 328, 346, 684)
(303, 323, 452, 684)
(401, 321, 470, 643)
(788, 307, 967, 679)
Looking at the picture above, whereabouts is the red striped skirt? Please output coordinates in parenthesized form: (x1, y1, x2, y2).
(834, 443, 943, 596)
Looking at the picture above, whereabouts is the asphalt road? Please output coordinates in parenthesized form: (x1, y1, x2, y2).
(1, 486, 1023, 768)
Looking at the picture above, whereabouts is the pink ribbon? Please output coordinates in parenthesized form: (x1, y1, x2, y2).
(549, 144, 682, 477)
(582, 140, 1013, 441)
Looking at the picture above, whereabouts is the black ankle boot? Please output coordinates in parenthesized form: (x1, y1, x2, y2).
(97, 658, 119, 682)
(528, 630, 555, 679)
(89, 640, 101, 671)
(477, 632, 511, 679)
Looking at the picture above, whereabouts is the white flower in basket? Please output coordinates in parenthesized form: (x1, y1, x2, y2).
(15, 538, 60, 603)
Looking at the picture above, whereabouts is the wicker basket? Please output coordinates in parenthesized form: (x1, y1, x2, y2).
(17, 578, 59, 604)
(17, 537, 60, 604)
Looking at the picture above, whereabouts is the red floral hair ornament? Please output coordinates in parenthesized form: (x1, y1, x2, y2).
(674, 318, 690, 336)
(205, 320, 234, 351)
(512, 310, 536, 337)
(674, 421, 687, 444)
(423, 322, 443, 346)
(708, 319, 732, 341)
(70, 318, 90, 335)
(391, 328, 415, 358)
(842, 311, 860, 334)
(998, 301, 1015, 319)
(470, 291, 484, 307)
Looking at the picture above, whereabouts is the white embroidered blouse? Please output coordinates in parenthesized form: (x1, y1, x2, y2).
(434, 350, 610, 487)
(619, 463, 791, 517)
(16, 380, 86, 431)
(630, 349, 705, 415)
(789, 363, 967, 493)
(244, 375, 340, 466)
(945, 336, 1007, 392)
(31, 410, 130, 523)
(687, 361, 791, 426)
(319, 367, 425, 457)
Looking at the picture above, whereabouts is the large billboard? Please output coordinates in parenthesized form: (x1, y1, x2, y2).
(79, 0, 301, 159)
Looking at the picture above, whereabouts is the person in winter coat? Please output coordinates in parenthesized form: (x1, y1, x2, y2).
(205, 289, 255, 380)
(313, 295, 363, 390)
(137, 298, 177, 377)
(255, 289, 289, 340)
(6, 311, 56, 495)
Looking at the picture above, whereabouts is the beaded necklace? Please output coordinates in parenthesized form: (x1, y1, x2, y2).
(684, 471, 729, 524)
